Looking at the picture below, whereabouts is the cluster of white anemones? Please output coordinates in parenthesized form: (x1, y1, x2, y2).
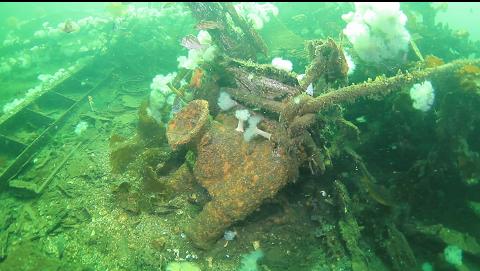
(177, 30, 217, 70)
(342, 2, 411, 64)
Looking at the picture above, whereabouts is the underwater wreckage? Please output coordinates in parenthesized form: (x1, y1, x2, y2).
(111, 2, 480, 251)
(0, 57, 111, 192)
(0, 2, 479, 270)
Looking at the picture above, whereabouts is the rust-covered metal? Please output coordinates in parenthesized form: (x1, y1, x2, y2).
(180, 113, 297, 248)
(166, 99, 210, 151)
(165, 4, 480, 250)
(166, 99, 298, 248)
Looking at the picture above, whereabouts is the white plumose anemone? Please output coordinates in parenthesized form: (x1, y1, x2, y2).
(342, 2, 410, 64)
(218, 92, 238, 111)
(148, 72, 177, 123)
(409, 80, 435, 112)
(177, 30, 217, 70)
(271, 57, 293, 72)
(235, 109, 251, 132)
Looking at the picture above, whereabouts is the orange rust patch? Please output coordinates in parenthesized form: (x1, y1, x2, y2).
(166, 100, 209, 149)
(187, 114, 296, 248)
(223, 161, 232, 176)
(244, 159, 255, 172)
(460, 64, 480, 75)
(190, 68, 204, 88)
(424, 55, 444, 68)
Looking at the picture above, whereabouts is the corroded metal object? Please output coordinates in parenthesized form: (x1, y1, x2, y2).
(166, 99, 210, 151)
(167, 101, 297, 249)
(171, 4, 480, 250)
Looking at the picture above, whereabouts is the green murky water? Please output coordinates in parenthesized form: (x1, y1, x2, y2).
(1, 2, 480, 271)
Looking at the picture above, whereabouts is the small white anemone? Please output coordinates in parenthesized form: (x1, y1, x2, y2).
(218, 91, 238, 111)
(235, 109, 250, 132)
(306, 83, 314, 96)
(74, 121, 88, 135)
(271, 57, 293, 72)
(150, 72, 176, 95)
(296, 73, 305, 83)
(409, 80, 435, 112)
(344, 51, 356, 75)
(244, 115, 272, 142)
(2, 98, 25, 114)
